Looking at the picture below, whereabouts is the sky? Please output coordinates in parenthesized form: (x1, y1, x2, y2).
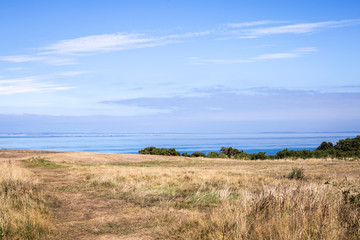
(0, 0, 360, 133)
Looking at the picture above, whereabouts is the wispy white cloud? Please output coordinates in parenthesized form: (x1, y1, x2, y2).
(189, 47, 317, 64)
(0, 71, 87, 95)
(0, 55, 46, 63)
(0, 31, 211, 65)
(252, 47, 317, 60)
(40, 31, 211, 55)
(40, 33, 158, 55)
(226, 20, 287, 28)
(235, 19, 360, 38)
(164, 30, 213, 39)
(0, 77, 73, 95)
(0, 55, 77, 65)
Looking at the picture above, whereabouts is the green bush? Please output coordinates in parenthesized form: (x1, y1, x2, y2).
(298, 149, 313, 159)
(313, 150, 329, 158)
(233, 152, 250, 160)
(335, 136, 360, 152)
(190, 152, 206, 158)
(220, 147, 242, 158)
(316, 141, 334, 151)
(182, 152, 191, 157)
(275, 148, 292, 159)
(206, 152, 227, 158)
(139, 147, 180, 156)
(250, 152, 267, 160)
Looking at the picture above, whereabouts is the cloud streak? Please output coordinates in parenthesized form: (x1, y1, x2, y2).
(234, 19, 360, 38)
(0, 78, 73, 95)
(0, 71, 86, 95)
(0, 55, 77, 65)
(40, 33, 159, 55)
(189, 47, 317, 64)
(40, 31, 212, 55)
(0, 31, 211, 65)
(226, 20, 287, 28)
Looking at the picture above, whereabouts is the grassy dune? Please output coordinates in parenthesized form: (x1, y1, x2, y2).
(0, 149, 359, 239)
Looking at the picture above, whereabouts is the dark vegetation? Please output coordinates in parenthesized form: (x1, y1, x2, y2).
(139, 135, 360, 160)
(138, 147, 180, 156)
(182, 151, 206, 158)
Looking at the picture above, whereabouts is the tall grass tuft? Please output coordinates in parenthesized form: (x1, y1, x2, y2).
(0, 161, 51, 239)
(287, 167, 305, 180)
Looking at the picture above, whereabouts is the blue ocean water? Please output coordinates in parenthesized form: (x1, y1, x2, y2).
(0, 132, 359, 155)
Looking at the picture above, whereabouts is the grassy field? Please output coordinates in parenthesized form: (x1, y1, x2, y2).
(0, 149, 359, 239)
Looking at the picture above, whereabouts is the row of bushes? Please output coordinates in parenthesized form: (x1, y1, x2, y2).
(138, 135, 360, 160)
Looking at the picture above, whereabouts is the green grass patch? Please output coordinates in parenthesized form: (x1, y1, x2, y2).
(174, 191, 221, 209)
(23, 157, 67, 169)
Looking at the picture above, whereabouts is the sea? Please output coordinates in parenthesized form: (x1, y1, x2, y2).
(0, 132, 359, 155)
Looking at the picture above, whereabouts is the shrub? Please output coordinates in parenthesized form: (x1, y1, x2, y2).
(275, 148, 291, 159)
(250, 152, 267, 160)
(233, 152, 250, 159)
(206, 152, 227, 158)
(220, 147, 242, 158)
(316, 141, 334, 151)
(335, 136, 360, 152)
(297, 149, 313, 159)
(139, 147, 180, 156)
(286, 167, 305, 180)
(190, 152, 206, 158)
(313, 150, 329, 158)
(182, 152, 191, 157)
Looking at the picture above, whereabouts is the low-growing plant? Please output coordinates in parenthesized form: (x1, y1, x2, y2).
(286, 167, 305, 180)
(24, 157, 66, 168)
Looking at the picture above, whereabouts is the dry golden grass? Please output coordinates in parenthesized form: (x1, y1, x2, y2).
(77, 159, 360, 239)
(0, 160, 51, 239)
(1, 149, 359, 239)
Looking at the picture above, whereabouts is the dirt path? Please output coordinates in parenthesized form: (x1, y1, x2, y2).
(27, 165, 152, 240)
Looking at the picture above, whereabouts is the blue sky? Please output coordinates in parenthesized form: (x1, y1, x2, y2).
(0, 0, 360, 133)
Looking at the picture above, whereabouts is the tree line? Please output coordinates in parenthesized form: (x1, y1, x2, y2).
(139, 135, 360, 159)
